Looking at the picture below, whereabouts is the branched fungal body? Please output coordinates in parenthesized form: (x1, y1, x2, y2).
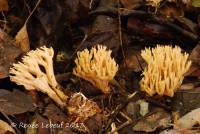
(9, 46, 68, 108)
(140, 45, 191, 97)
(73, 45, 118, 94)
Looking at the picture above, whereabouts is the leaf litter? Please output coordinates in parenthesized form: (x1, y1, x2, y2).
(0, 0, 200, 134)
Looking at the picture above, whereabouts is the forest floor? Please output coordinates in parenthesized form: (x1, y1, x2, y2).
(0, 0, 200, 134)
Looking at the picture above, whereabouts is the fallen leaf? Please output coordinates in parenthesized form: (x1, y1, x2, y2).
(127, 17, 174, 40)
(0, 29, 22, 79)
(0, 120, 16, 134)
(43, 104, 68, 123)
(35, 0, 62, 35)
(160, 129, 200, 134)
(179, 83, 195, 90)
(120, 0, 143, 9)
(172, 87, 200, 115)
(15, 24, 30, 52)
(34, 114, 50, 134)
(90, 15, 120, 53)
(57, 128, 75, 134)
(75, 31, 120, 58)
(0, 89, 35, 115)
(186, 42, 200, 78)
(176, 108, 200, 128)
(192, 0, 200, 7)
(68, 93, 101, 123)
(126, 102, 139, 117)
(159, 3, 184, 17)
(189, 42, 200, 66)
(133, 108, 171, 132)
(25, 118, 37, 134)
(84, 113, 106, 134)
(124, 47, 145, 72)
(0, 0, 8, 11)
(136, 99, 149, 116)
(65, 0, 90, 23)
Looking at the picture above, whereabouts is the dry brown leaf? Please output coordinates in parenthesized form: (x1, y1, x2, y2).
(0, 0, 8, 11)
(15, 24, 30, 52)
(0, 29, 22, 79)
(68, 92, 101, 123)
(0, 120, 16, 134)
(0, 89, 35, 115)
(176, 108, 200, 129)
(189, 42, 200, 65)
(160, 129, 200, 134)
(133, 108, 171, 132)
(187, 42, 200, 78)
(120, 0, 142, 9)
(124, 47, 145, 72)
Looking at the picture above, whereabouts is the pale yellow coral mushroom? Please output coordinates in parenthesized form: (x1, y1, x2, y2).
(73, 45, 118, 94)
(9, 46, 68, 108)
(140, 45, 191, 97)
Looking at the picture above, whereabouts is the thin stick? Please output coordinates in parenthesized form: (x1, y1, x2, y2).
(1, 11, 7, 31)
(25, 0, 42, 24)
(0, 111, 21, 134)
(117, 0, 126, 67)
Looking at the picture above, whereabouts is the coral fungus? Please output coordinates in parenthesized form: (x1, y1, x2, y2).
(140, 45, 191, 97)
(73, 45, 118, 94)
(9, 46, 68, 108)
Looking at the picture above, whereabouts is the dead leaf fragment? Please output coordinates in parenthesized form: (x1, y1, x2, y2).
(35, 0, 62, 35)
(159, 129, 200, 134)
(176, 108, 200, 128)
(192, 0, 200, 7)
(172, 87, 200, 114)
(186, 42, 200, 78)
(15, 25, 30, 52)
(0, 89, 35, 115)
(124, 47, 145, 72)
(0, 29, 22, 79)
(68, 93, 101, 123)
(120, 0, 142, 9)
(190, 42, 200, 65)
(0, 120, 16, 134)
(0, 0, 8, 11)
(43, 104, 68, 123)
(133, 109, 171, 132)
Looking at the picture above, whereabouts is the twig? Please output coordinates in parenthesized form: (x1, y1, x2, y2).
(110, 112, 132, 134)
(1, 11, 7, 31)
(104, 92, 137, 132)
(0, 111, 21, 134)
(24, 0, 42, 25)
(89, 0, 93, 9)
(117, 0, 126, 67)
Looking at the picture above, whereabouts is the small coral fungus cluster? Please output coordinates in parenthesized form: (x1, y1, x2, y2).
(10, 46, 68, 108)
(73, 45, 118, 94)
(9, 43, 191, 124)
(140, 45, 191, 97)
